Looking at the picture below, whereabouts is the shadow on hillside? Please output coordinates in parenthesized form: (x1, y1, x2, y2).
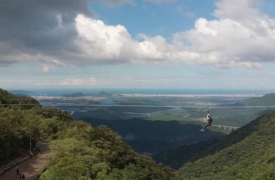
(187, 113, 268, 163)
(81, 118, 225, 154)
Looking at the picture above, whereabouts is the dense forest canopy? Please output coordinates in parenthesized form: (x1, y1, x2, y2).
(178, 110, 275, 180)
(0, 88, 179, 180)
(2, 87, 275, 180)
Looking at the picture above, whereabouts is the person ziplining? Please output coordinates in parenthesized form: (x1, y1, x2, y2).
(201, 111, 213, 131)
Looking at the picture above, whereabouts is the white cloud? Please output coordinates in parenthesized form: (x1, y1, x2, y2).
(60, 77, 98, 86)
(61, 79, 84, 86)
(144, 0, 175, 4)
(1, 0, 275, 70)
(93, 0, 133, 7)
(119, 76, 181, 84)
(74, 15, 135, 63)
(161, 78, 181, 83)
(72, 0, 275, 69)
(5, 77, 100, 87)
(90, 77, 99, 85)
(2, 76, 179, 88)
(74, 14, 200, 65)
(42, 59, 66, 72)
(213, 0, 263, 21)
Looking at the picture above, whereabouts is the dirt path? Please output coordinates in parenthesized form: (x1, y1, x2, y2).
(0, 141, 50, 180)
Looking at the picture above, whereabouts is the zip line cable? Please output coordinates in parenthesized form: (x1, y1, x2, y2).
(0, 104, 275, 108)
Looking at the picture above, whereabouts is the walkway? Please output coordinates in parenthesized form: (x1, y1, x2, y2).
(0, 141, 50, 180)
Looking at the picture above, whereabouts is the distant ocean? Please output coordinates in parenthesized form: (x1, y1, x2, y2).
(19, 88, 275, 97)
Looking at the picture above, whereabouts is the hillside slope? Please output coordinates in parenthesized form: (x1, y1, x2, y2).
(244, 93, 275, 106)
(0, 88, 179, 180)
(0, 88, 73, 166)
(83, 118, 225, 154)
(0, 88, 39, 107)
(153, 138, 221, 169)
(178, 110, 275, 180)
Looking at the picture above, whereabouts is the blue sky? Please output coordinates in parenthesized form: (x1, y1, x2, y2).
(90, 0, 216, 37)
(1, 0, 275, 90)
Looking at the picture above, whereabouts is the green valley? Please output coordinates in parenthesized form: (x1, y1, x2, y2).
(177, 110, 275, 179)
(0, 88, 179, 180)
(2, 87, 275, 180)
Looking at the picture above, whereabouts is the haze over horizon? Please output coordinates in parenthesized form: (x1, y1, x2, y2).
(1, 0, 275, 90)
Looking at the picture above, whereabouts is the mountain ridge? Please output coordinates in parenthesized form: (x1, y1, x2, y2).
(178, 110, 275, 179)
(244, 93, 275, 106)
(0, 88, 179, 180)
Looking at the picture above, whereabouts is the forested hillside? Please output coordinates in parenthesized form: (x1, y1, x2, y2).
(0, 88, 179, 180)
(0, 88, 39, 107)
(4, 86, 275, 180)
(83, 118, 225, 154)
(178, 110, 275, 180)
(0, 88, 74, 166)
(244, 93, 275, 106)
(153, 138, 221, 169)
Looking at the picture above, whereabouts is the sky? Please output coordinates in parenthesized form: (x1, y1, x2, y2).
(1, 0, 275, 90)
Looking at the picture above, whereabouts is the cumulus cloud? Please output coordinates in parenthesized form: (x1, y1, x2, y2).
(176, 0, 275, 68)
(0, 0, 92, 68)
(74, 14, 200, 65)
(143, 0, 175, 4)
(74, 15, 136, 64)
(106, 76, 182, 88)
(1, 76, 181, 88)
(172, 0, 275, 68)
(60, 77, 98, 86)
(0, 0, 275, 69)
(93, 0, 132, 7)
